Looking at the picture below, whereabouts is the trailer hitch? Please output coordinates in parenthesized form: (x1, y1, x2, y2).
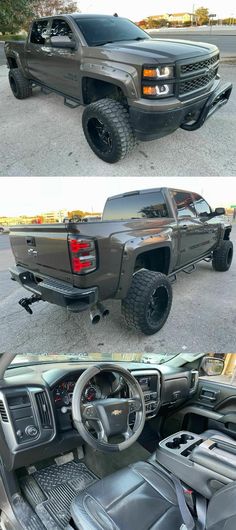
(18, 294, 42, 315)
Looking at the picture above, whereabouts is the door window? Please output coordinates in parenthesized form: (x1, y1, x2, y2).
(192, 193, 212, 217)
(30, 20, 49, 45)
(50, 19, 74, 41)
(171, 191, 196, 218)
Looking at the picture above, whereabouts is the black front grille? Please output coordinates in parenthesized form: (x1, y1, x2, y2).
(181, 54, 219, 74)
(179, 67, 217, 95)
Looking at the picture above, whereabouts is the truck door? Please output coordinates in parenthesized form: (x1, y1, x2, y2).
(171, 190, 210, 268)
(44, 18, 82, 99)
(25, 19, 52, 85)
(192, 192, 220, 254)
(26, 18, 81, 99)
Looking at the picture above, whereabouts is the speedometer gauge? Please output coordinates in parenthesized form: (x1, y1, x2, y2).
(84, 385, 102, 402)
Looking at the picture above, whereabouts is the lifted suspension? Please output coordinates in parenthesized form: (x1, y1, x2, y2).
(18, 294, 43, 315)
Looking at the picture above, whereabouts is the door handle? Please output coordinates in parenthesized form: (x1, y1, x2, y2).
(182, 225, 188, 230)
(200, 388, 220, 402)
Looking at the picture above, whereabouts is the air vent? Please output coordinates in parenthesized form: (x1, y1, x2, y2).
(35, 392, 52, 429)
(0, 400, 9, 422)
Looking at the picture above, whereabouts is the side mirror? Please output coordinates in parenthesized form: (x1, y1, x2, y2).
(200, 356, 225, 376)
(51, 36, 76, 49)
(214, 207, 225, 216)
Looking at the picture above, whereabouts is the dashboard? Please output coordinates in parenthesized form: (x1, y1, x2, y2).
(0, 362, 199, 471)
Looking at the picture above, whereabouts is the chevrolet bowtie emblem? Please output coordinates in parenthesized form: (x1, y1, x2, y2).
(111, 409, 122, 416)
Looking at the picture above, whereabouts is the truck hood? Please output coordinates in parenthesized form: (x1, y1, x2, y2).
(101, 38, 218, 62)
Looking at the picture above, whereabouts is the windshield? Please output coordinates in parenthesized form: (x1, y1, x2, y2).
(74, 16, 150, 46)
(7, 353, 181, 366)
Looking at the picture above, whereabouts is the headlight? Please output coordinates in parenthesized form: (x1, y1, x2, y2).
(143, 66, 174, 79)
(142, 84, 174, 97)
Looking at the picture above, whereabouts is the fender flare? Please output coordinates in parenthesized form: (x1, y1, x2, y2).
(80, 62, 138, 102)
(115, 231, 174, 299)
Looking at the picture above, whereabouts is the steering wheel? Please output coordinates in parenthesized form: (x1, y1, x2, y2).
(72, 364, 146, 452)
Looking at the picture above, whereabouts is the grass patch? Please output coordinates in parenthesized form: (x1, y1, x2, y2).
(0, 34, 27, 41)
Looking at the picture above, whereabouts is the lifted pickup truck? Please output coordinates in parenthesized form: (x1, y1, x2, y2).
(9, 187, 233, 335)
(4, 14, 232, 163)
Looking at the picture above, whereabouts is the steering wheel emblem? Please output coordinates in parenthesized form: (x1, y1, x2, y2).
(111, 409, 122, 416)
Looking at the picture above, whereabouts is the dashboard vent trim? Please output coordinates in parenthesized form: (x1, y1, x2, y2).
(0, 400, 9, 422)
(35, 392, 52, 429)
(189, 370, 199, 394)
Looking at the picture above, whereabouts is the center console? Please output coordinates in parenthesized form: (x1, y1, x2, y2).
(153, 430, 236, 498)
(131, 370, 161, 419)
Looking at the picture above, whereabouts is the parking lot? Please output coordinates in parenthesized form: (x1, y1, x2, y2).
(0, 41, 236, 176)
(1, 228, 235, 355)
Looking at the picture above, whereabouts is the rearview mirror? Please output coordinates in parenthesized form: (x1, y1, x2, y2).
(200, 356, 224, 376)
(214, 207, 225, 216)
(51, 36, 76, 49)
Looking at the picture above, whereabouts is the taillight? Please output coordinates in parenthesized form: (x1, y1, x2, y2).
(68, 236, 97, 274)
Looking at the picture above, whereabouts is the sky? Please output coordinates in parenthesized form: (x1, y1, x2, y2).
(77, 0, 236, 21)
(1, 177, 235, 216)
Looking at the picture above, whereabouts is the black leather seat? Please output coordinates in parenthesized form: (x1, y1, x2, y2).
(71, 461, 236, 530)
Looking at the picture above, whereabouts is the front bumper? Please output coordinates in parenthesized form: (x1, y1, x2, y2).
(129, 81, 232, 141)
(9, 266, 98, 313)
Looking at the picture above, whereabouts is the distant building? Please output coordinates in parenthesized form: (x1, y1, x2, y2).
(168, 13, 195, 25)
(138, 12, 196, 28)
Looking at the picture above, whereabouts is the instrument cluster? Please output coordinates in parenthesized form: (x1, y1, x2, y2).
(53, 372, 123, 409)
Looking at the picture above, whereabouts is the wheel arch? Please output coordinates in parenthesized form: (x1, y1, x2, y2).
(116, 237, 173, 300)
(81, 64, 138, 105)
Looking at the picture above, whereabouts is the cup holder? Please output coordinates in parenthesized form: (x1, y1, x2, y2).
(166, 433, 194, 450)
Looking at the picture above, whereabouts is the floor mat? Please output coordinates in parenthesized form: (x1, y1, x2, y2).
(83, 441, 151, 478)
(21, 461, 97, 530)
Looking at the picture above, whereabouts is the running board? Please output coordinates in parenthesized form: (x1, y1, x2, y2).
(40, 86, 53, 95)
(183, 264, 196, 275)
(64, 97, 80, 108)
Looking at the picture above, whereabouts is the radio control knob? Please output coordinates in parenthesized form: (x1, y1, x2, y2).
(25, 425, 38, 437)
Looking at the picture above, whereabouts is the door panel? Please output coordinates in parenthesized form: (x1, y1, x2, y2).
(26, 18, 81, 99)
(162, 378, 236, 440)
(45, 18, 81, 98)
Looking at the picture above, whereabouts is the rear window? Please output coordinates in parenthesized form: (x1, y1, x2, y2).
(74, 16, 150, 46)
(103, 191, 169, 220)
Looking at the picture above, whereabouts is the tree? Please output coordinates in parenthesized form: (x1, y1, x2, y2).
(0, 1, 78, 34)
(31, 0, 78, 18)
(0, 0, 34, 34)
(195, 7, 209, 26)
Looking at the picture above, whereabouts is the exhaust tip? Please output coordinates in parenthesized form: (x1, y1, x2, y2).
(97, 302, 110, 318)
(92, 314, 100, 325)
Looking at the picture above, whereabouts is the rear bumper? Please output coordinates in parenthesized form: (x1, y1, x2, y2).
(9, 266, 98, 312)
(129, 81, 232, 141)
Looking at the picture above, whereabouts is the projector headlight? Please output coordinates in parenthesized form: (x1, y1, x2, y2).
(143, 66, 174, 79)
(142, 84, 174, 98)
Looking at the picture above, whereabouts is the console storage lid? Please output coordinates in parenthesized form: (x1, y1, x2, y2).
(190, 437, 236, 481)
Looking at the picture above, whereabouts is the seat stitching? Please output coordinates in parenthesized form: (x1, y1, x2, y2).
(130, 465, 177, 505)
(82, 493, 119, 530)
(107, 479, 145, 510)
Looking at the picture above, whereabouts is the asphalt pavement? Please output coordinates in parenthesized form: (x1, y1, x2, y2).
(1, 230, 235, 355)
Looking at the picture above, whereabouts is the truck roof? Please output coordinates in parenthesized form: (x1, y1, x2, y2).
(34, 13, 126, 20)
(107, 187, 194, 200)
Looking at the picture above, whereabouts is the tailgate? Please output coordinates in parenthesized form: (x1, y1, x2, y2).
(9, 225, 73, 283)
